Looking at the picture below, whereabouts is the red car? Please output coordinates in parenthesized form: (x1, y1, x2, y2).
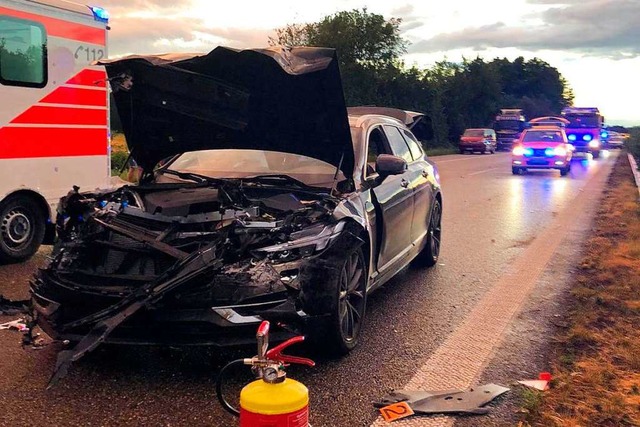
(512, 127, 572, 176)
(459, 128, 497, 154)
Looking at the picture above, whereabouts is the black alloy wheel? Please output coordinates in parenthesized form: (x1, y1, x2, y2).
(415, 199, 442, 267)
(334, 248, 367, 353)
(315, 245, 368, 356)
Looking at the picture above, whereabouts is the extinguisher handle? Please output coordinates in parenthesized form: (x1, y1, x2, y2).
(265, 336, 316, 367)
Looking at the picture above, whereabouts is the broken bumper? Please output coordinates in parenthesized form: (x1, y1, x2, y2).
(31, 288, 327, 346)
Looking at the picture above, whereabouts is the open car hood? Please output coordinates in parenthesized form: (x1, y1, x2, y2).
(100, 46, 354, 177)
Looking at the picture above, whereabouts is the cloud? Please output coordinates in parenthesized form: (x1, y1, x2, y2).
(409, 0, 640, 59)
(100, 0, 273, 56)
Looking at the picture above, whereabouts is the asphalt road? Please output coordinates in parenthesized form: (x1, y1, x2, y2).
(0, 150, 617, 427)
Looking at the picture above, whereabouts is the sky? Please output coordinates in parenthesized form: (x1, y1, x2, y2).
(98, 0, 640, 127)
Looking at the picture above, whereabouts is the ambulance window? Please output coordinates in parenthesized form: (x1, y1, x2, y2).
(0, 17, 47, 88)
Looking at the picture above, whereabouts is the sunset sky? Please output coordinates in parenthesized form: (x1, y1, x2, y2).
(98, 0, 640, 126)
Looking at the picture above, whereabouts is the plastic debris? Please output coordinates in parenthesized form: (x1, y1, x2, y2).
(518, 372, 552, 391)
(374, 383, 510, 417)
(0, 318, 29, 332)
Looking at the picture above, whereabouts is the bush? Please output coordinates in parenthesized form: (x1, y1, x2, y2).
(627, 128, 640, 163)
(111, 150, 129, 174)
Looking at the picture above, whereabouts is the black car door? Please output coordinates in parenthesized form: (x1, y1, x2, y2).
(397, 127, 434, 245)
(369, 125, 414, 271)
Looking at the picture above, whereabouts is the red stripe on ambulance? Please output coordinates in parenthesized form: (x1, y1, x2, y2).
(0, 127, 108, 159)
(65, 69, 107, 88)
(40, 86, 107, 107)
(11, 106, 107, 126)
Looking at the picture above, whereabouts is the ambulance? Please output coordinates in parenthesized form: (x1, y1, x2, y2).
(0, 0, 110, 262)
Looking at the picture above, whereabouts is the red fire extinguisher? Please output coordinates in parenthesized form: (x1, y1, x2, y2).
(216, 321, 315, 426)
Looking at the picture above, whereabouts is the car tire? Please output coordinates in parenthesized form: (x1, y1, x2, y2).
(414, 198, 442, 268)
(459, 149, 465, 154)
(0, 195, 46, 263)
(512, 167, 519, 175)
(560, 166, 570, 177)
(592, 150, 600, 159)
(304, 238, 367, 356)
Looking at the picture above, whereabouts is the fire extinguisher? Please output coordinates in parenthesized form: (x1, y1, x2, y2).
(216, 320, 315, 427)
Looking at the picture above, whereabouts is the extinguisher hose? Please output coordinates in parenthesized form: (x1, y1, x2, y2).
(216, 359, 245, 417)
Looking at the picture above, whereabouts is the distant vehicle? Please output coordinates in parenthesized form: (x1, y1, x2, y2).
(561, 107, 604, 159)
(606, 131, 624, 149)
(459, 128, 497, 154)
(512, 126, 572, 176)
(493, 109, 527, 151)
(529, 116, 569, 128)
(0, 0, 111, 262)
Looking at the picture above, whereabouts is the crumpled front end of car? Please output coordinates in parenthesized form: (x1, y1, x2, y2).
(31, 182, 353, 346)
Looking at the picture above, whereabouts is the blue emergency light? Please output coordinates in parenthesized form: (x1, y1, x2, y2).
(582, 134, 593, 142)
(89, 6, 109, 22)
(568, 134, 576, 141)
(523, 148, 534, 157)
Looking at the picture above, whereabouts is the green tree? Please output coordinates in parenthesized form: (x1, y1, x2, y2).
(268, 9, 577, 148)
(270, 9, 408, 107)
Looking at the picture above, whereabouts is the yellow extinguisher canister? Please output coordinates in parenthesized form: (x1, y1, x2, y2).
(240, 377, 309, 427)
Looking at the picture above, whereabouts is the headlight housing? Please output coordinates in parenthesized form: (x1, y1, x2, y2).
(588, 140, 600, 148)
(253, 221, 346, 262)
(512, 146, 525, 156)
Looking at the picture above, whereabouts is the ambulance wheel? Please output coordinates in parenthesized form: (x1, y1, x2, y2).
(592, 150, 600, 159)
(0, 195, 46, 263)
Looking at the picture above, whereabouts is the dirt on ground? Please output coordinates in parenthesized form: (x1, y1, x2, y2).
(527, 152, 640, 426)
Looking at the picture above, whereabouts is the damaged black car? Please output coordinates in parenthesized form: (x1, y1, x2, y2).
(30, 46, 442, 373)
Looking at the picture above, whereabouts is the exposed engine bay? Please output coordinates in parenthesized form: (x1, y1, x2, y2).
(37, 179, 346, 310)
(31, 180, 359, 386)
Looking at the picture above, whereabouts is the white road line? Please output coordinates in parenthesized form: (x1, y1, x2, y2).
(467, 167, 500, 176)
(370, 155, 614, 427)
(432, 157, 478, 164)
(434, 153, 508, 165)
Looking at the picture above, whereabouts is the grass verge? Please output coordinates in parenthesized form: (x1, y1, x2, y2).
(525, 152, 640, 426)
(423, 144, 459, 156)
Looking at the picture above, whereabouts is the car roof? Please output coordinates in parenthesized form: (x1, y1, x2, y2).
(524, 126, 565, 132)
(348, 114, 406, 129)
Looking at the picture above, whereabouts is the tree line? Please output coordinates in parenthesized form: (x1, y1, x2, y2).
(270, 8, 575, 146)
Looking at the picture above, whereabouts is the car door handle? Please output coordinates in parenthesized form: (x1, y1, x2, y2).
(422, 170, 429, 178)
(401, 179, 409, 188)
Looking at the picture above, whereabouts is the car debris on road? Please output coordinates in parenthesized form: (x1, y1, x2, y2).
(374, 383, 510, 417)
(0, 318, 29, 333)
(0, 295, 29, 316)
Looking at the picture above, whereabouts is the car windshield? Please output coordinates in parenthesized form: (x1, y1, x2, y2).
(565, 114, 600, 128)
(463, 129, 484, 137)
(161, 149, 344, 188)
(494, 120, 524, 132)
(523, 130, 564, 142)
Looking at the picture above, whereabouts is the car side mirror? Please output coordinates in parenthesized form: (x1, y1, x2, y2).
(376, 154, 407, 176)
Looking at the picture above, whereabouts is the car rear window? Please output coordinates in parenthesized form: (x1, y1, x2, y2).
(523, 130, 564, 142)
